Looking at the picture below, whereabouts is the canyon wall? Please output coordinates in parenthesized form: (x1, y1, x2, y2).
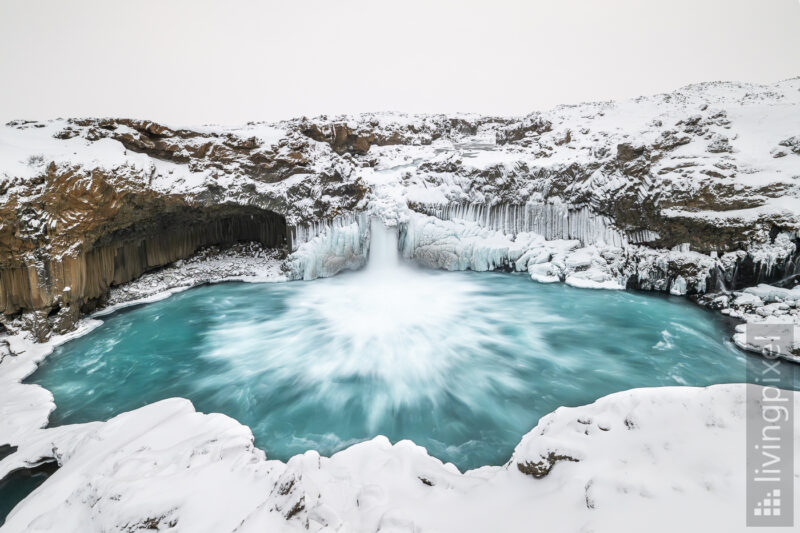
(0, 205, 286, 339)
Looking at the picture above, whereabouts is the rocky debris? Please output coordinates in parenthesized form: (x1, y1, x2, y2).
(771, 135, 800, 158)
(517, 451, 580, 478)
(706, 133, 733, 153)
(495, 113, 552, 145)
(651, 129, 691, 151)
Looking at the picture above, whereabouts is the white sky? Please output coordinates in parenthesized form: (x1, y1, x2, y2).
(1, 0, 798, 126)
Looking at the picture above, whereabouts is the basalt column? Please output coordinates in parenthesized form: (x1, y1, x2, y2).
(0, 205, 287, 339)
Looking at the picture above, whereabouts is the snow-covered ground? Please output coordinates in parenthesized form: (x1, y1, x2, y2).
(707, 283, 800, 363)
(104, 242, 286, 309)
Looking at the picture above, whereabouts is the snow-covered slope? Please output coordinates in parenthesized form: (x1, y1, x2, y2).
(1, 314, 797, 533)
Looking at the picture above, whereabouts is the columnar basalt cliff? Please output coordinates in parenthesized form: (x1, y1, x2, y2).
(0, 201, 286, 340)
(1, 78, 800, 339)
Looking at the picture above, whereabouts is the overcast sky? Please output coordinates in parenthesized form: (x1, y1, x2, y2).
(1, 0, 798, 126)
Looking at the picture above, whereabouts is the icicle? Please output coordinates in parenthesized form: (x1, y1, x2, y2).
(417, 201, 630, 247)
(286, 213, 370, 280)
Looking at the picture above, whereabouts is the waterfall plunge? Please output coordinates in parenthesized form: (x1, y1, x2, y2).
(366, 217, 401, 273)
(339, 218, 466, 337)
(282, 218, 479, 428)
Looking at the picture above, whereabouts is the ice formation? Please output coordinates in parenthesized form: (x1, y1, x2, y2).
(419, 202, 629, 247)
(286, 213, 370, 280)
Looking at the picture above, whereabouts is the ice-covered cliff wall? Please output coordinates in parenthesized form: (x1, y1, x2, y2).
(286, 213, 370, 280)
(416, 202, 653, 247)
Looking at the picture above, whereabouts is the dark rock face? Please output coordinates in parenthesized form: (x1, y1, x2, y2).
(495, 113, 552, 145)
(0, 118, 358, 338)
(616, 142, 645, 163)
(301, 123, 402, 155)
(724, 247, 800, 289)
(0, 172, 287, 339)
(299, 116, 483, 155)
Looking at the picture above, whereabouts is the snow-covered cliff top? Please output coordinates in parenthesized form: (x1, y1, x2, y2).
(2, 78, 799, 237)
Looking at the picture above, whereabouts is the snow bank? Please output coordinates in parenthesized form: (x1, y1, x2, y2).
(1, 382, 796, 533)
(710, 281, 800, 363)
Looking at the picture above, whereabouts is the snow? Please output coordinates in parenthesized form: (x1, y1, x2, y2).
(103, 243, 286, 309)
(1, 363, 797, 532)
(0, 231, 797, 530)
(716, 280, 800, 363)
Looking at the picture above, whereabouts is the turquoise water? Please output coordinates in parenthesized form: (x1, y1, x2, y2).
(26, 269, 797, 471)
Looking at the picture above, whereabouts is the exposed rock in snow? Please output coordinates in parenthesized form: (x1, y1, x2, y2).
(700, 282, 800, 363)
(772, 135, 800, 158)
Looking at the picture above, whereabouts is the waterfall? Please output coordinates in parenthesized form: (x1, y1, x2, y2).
(366, 217, 400, 273)
(286, 215, 405, 280)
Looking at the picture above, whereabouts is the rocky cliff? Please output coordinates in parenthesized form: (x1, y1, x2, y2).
(1, 78, 799, 338)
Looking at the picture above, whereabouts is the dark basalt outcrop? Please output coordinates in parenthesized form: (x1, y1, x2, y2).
(299, 116, 483, 155)
(517, 452, 580, 478)
(0, 157, 289, 339)
(1, 202, 286, 340)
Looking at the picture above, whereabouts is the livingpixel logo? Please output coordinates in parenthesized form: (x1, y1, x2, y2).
(752, 489, 782, 518)
(746, 323, 796, 527)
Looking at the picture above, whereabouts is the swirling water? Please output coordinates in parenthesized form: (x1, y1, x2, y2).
(26, 225, 798, 471)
